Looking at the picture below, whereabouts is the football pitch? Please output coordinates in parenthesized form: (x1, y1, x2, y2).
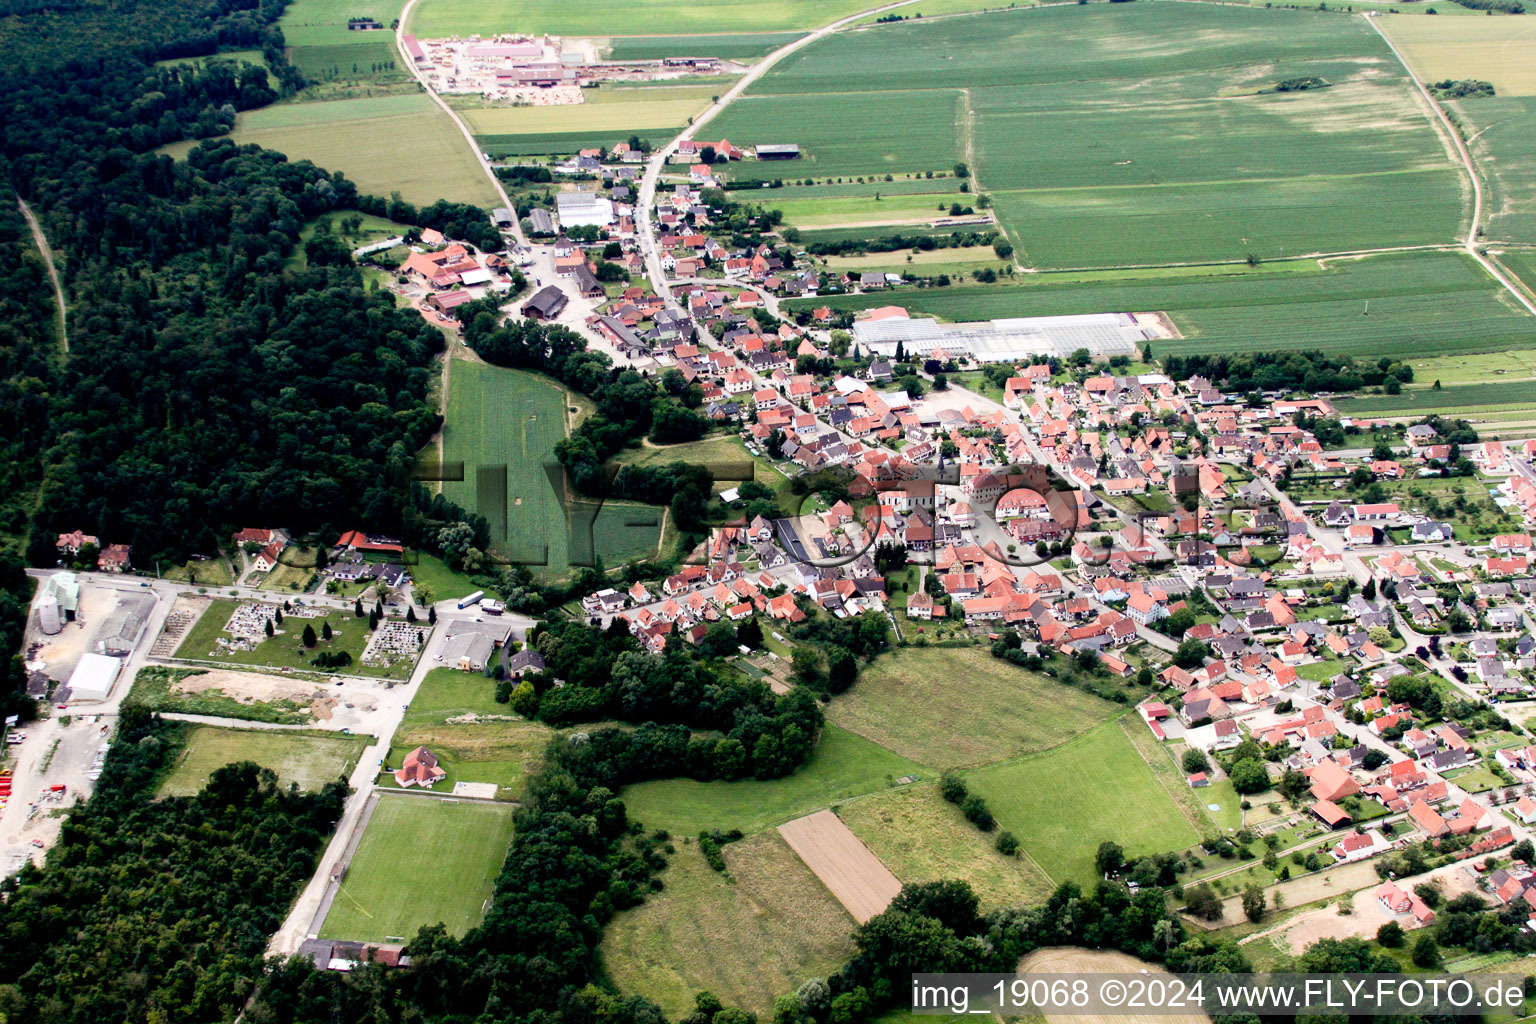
(320, 796, 516, 943)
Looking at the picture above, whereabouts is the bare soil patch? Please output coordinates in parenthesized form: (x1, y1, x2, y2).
(778, 809, 901, 923)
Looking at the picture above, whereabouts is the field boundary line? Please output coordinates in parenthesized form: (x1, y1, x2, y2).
(1117, 716, 1213, 839)
(394, 0, 524, 245)
(1365, 12, 1536, 318)
(17, 199, 66, 354)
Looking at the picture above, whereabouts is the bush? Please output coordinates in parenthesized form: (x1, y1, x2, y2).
(1182, 748, 1210, 774)
(995, 830, 1019, 856)
(1377, 921, 1405, 947)
(1412, 934, 1439, 968)
(961, 794, 995, 831)
(939, 772, 967, 804)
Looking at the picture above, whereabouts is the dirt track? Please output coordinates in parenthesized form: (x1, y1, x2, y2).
(777, 809, 900, 923)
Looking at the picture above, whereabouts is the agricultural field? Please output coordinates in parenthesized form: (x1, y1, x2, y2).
(1333, 380, 1536, 417)
(826, 646, 1119, 769)
(407, 0, 882, 38)
(723, 3, 1466, 266)
(384, 667, 554, 799)
(600, 830, 856, 1019)
(837, 783, 1055, 910)
(821, 245, 1005, 273)
(620, 724, 928, 835)
(441, 360, 662, 576)
(604, 32, 804, 60)
(770, 191, 976, 230)
(320, 796, 516, 943)
(212, 95, 499, 207)
(173, 598, 423, 680)
(459, 86, 714, 135)
(1457, 98, 1536, 244)
(1500, 249, 1536, 296)
(788, 251, 1536, 366)
(964, 722, 1201, 885)
(1379, 16, 1536, 98)
(158, 725, 367, 797)
(278, 0, 413, 97)
(711, 90, 964, 182)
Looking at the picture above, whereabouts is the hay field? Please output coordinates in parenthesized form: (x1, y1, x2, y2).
(225, 96, 498, 207)
(621, 724, 929, 835)
(826, 646, 1116, 769)
(1380, 16, 1536, 97)
(600, 831, 856, 1019)
(1015, 948, 1210, 1024)
(778, 809, 901, 923)
(319, 796, 516, 943)
(159, 726, 367, 797)
(838, 783, 1055, 911)
(460, 92, 711, 135)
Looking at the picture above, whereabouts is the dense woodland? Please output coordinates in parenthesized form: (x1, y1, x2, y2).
(0, 710, 346, 1022)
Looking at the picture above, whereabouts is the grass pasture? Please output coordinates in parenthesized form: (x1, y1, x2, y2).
(771, 191, 974, 230)
(600, 830, 856, 1019)
(826, 646, 1119, 770)
(320, 796, 516, 943)
(441, 360, 662, 575)
(214, 95, 498, 208)
(837, 784, 1054, 910)
(724, 3, 1465, 266)
(964, 722, 1201, 885)
(385, 667, 554, 799)
(621, 724, 928, 835)
(278, 0, 413, 97)
(159, 725, 367, 797)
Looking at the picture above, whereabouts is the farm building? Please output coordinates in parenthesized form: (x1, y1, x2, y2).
(555, 192, 614, 228)
(490, 207, 514, 228)
(522, 285, 568, 321)
(756, 144, 800, 160)
(427, 290, 476, 320)
(96, 593, 155, 657)
(851, 309, 1153, 364)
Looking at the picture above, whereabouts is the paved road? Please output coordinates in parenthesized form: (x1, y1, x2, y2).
(394, 1, 524, 249)
(635, 0, 928, 301)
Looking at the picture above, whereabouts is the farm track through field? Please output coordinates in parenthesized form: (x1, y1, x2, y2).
(17, 199, 66, 353)
(1367, 13, 1536, 318)
(394, 0, 524, 247)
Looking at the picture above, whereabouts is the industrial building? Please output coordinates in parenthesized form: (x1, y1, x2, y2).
(96, 593, 155, 657)
(64, 653, 121, 702)
(35, 572, 80, 635)
(555, 192, 615, 229)
(850, 311, 1156, 364)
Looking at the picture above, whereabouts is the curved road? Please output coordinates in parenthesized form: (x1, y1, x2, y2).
(17, 199, 66, 353)
(636, 0, 929, 300)
(394, 0, 527, 248)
